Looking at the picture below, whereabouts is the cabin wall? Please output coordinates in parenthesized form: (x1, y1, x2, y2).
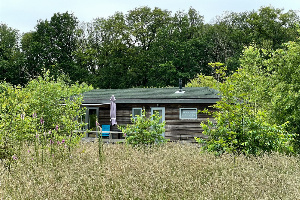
(93, 103, 216, 142)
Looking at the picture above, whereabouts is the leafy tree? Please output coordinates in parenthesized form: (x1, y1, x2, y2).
(125, 7, 172, 87)
(148, 8, 208, 85)
(21, 12, 83, 82)
(0, 24, 25, 85)
(193, 54, 296, 155)
(1, 5, 297, 89)
(209, 6, 300, 72)
(246, 6, 299, 50)
(86, 12, 134, 88)
(239, 42, 300, 151)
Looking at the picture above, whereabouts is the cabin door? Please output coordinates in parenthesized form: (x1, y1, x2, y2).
(85, 107, 99, 137)
(151, 107, 165, 137)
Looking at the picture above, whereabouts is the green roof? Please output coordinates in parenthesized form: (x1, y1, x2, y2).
(82, 87, 220, 104)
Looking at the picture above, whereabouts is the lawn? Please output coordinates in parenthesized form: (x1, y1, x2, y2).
(1, 142, 299, 199)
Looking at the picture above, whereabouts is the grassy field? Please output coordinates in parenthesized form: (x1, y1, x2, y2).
(1, 142, 300, 199)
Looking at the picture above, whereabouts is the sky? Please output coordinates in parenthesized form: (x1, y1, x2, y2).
(1, 0, 300, 34)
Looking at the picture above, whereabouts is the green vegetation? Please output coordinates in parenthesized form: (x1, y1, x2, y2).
(1, 4, 300, 198)
(121, 110, 167, 147)
(0, 72, 92, 169)
(1, 143, 299, 199)
(1, 6, 299, 88)
(190, 37, 300, 155)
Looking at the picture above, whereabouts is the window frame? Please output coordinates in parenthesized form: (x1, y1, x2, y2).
(179, 108, 198, 120)
(132, 107, 142, 119)
(151, 107, 165, 138)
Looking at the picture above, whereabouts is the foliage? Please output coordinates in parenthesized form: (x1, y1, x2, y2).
(185, 74, 217, 88)
(240, 41, 300, 150)
(21, 12, 82, 83)
(196, 108, 294, 156)
(2, 6, 299, 88)
(121, 110, 167, 147)
(185, 62, 226, 88)
(210, 6, 299, 71)
(0, 71, 92, 166)
(194, 47, 298, 155)
(0, 24, 25, 85)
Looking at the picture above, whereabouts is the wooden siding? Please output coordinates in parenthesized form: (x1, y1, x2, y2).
(89, 103, 216, 142)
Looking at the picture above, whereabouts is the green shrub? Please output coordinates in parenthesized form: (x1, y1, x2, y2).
(0, 71, 92, 166)
(196, 110, 295, 156)
(121, 110, 167, 147)
(193, 60, 295, 156)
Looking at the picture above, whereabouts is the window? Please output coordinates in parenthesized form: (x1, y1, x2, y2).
(151, 107, 165, 124)
(132, 108, 142, 119)
(179, 108, 197, 119)
(151, 107, 166, 137)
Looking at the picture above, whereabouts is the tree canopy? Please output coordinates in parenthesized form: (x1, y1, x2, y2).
(189, 37, 300, 155)
(0, 6, 298, 88)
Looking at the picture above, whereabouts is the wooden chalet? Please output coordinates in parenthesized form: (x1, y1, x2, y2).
(81, 87, 219, 142)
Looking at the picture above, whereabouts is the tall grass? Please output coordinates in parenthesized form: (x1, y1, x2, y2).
(1, 142, 299, 199)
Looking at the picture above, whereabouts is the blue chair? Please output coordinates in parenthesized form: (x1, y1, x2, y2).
(101, 125, 110, 137)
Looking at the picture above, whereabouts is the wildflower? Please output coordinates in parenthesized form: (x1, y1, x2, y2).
(61, 139, 65, 144)
(50, 139, 54, 144)
(48, 130, 51, 135)
(20, 113, 25, 120)
(28, 150, 31, 153)
(96, 121, 100, 130)
(36, 134, 39, 138)
(40, 117, 44, 125)
(12, 155, 17, 160)
(32, 112, 37, 118)
(55, 125, 59, 131)
(57, 141, 60, 145)
(124, 133, 127, 137)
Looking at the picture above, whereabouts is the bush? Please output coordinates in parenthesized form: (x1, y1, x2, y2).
(196, 110, 295, 156)
(121, 110, 167, 147)
(193, 60, 295, 156)
(0, 71, 92, 166)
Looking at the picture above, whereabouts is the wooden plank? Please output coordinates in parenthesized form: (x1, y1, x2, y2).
(165, 131, 206, 137)
(166, 119, 215, 125)
(167, 125, 203, 129)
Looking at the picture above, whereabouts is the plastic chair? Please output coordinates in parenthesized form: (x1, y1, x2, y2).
(101, 125, 110, 137)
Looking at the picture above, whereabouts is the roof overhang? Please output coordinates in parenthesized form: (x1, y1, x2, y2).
(82, 98, 219, 104)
